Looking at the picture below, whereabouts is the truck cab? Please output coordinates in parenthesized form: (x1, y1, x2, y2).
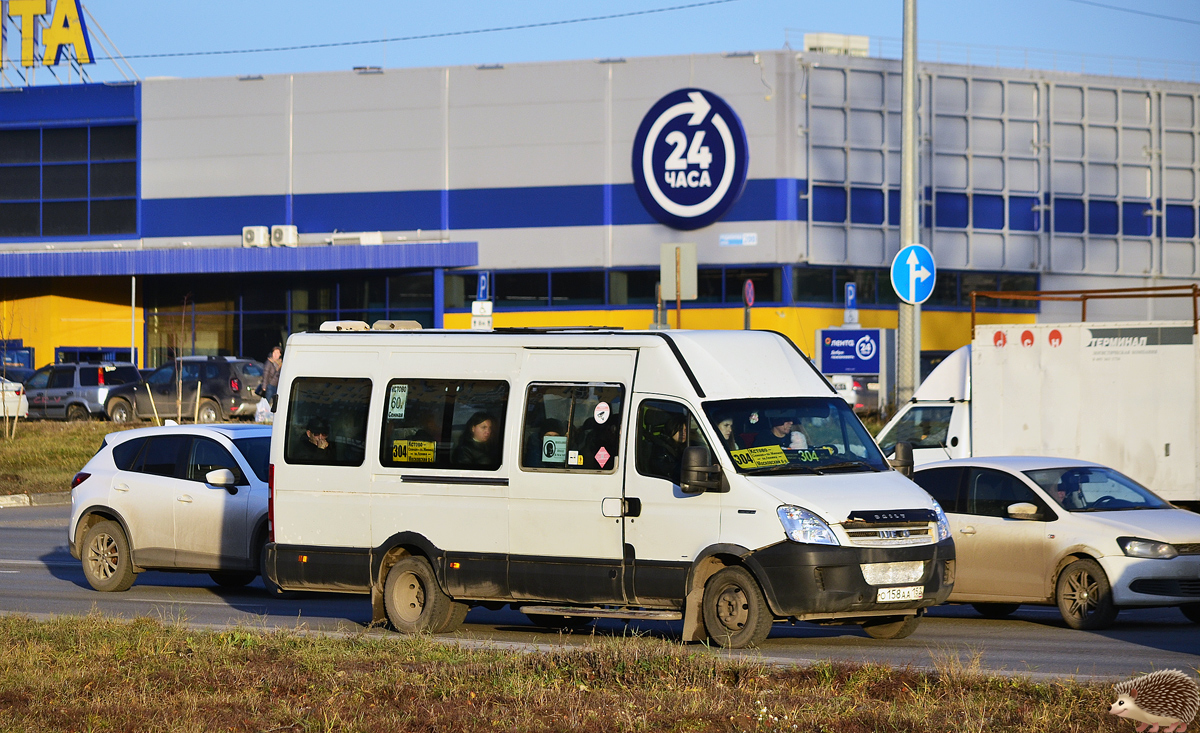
(876, 346, 972, 464)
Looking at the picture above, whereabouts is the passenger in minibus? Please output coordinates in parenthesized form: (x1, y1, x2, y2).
(452, 411, 499, 466)
(293, 416, 332, 461)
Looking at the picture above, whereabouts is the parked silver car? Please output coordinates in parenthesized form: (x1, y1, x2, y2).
(24, 362, 142, 420)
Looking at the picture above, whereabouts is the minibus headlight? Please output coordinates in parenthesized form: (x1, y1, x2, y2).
(777, 506, 839, 546)
(1117, 537, 1178, 559)
(933, 502, 951, 542)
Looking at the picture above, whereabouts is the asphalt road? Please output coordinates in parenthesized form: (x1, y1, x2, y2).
(2, 503, 1197, 680)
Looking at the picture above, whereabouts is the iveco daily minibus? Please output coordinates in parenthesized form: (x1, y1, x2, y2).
(264, 325, 954, 648)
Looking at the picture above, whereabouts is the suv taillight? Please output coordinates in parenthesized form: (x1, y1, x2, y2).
(268, 463, 275, 542)
(97, 369, 105, 386)
(230, 377, 241, 392)
(71, 472, 91, 489)
(15, 386, 22, 396)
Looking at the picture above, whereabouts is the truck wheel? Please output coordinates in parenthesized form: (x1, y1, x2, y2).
(971, 603, 1021, 619)
(66, 404, 89, 422)
(1056, 558, 1118, 630)
(107, 399, 135, 424)
(1180, 604, 1200, 624)
(702, 565, 773, 648)
(81, 520, 136, 592)
(862, 614, 921, 639)
(196, 399, 221, 424)
(384, 556, 463, 634)
(526, 613, 593, 631)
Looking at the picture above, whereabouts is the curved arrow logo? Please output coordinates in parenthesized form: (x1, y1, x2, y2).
(631, 88, 749, 231)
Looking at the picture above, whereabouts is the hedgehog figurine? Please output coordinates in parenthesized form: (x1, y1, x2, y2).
(1109, 669, 1200, 733)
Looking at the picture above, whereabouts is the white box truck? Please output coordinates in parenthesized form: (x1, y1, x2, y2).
(876, 320, 1199, 506)
(264, 326, 955, 648)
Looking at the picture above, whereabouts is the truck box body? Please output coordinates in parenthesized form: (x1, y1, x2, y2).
(877, 320, 1200, 504)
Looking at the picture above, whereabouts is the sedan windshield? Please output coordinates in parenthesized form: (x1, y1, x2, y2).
(702, 397, 888, 475)
(1023, 466, 1169, 512)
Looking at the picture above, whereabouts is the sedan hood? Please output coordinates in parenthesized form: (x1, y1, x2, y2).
(744, 470, 937, 524)
(1078, 508, 1200, 544)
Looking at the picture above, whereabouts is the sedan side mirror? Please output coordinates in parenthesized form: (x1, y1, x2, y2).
(889, 441, 914, 478)
(680, 446, 723, 494)
(1007, 502, 1041, 520)
(205, 468, 237, 490)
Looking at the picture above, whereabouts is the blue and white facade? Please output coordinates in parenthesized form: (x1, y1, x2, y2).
(1, 49, 1198, 366)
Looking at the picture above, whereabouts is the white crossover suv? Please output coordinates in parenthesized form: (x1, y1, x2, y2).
(69, 424, 272, 592)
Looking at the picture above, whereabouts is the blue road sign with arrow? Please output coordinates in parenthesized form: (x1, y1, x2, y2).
(890, 244, 936, 305)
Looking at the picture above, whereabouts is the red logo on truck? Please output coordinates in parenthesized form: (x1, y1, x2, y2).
(1021, 330, 1034, 347)
(1048, 329, 1062, 347)
(993, 331, 1007, 347)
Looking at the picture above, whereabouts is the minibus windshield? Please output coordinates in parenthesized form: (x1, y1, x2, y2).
(702, 397, 888, 475)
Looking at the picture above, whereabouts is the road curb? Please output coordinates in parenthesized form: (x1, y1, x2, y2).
(0, 491, 70, 508)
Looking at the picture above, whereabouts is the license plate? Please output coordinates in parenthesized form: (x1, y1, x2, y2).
(877, 586, 924, 603)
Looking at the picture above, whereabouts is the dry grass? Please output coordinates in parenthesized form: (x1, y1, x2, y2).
(0, 614, 1125, 733)
(0, 420, 134, 495)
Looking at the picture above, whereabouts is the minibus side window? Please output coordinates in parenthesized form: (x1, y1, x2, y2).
(635, 400, 712, 484)
(520, 383, 624, 472)
(284, 377, 372, 467)
(379, 379, 509, 471)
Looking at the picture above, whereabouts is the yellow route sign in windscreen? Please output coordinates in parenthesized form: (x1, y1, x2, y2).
(730, 445, 789, 470)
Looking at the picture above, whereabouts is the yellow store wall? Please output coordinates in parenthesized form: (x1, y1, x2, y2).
(0, 278, 144, 368)
(443, 306, 1035, 354)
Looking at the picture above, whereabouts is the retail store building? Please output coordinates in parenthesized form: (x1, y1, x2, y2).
(2, 48, 1198, 368)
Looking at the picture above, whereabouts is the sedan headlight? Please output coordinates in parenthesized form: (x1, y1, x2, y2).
(777, 506, 839, 546)
(1117, 537, 1178, 559)
(932, 501, 951, 542)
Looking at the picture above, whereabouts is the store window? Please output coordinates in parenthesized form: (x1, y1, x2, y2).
(793, 267, 835, 303)
(725, 268, 781, 303)
(496, 272, 548, 306)
(551, 271, 605, 306)
(379, 379, 509, 470)
(608, 270, 659, 305)
(521, 383, 624, 471)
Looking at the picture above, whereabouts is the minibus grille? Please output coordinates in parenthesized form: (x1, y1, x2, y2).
(843, 525, 935, 547)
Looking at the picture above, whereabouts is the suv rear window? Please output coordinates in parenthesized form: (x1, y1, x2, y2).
(111, 437, 147, 471)
(239, 363, 264, 377)
(79, 366, 141, 387)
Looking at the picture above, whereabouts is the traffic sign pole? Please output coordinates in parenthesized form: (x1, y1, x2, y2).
(897, 0, 920, 407)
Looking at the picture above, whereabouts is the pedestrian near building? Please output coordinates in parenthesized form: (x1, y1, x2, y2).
(261, 346, 283, 401)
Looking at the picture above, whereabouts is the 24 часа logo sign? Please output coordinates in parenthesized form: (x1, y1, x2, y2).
(632, 88, 749, 231)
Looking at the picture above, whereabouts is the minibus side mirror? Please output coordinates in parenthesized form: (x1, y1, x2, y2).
(680, 446, 722, 494)
(890, 441, 914, 478)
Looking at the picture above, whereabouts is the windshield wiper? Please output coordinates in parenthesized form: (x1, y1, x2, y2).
(742, 464, 821, 475)
(812, 460, 878, 474)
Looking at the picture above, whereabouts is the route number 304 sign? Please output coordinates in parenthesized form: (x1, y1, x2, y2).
(632, 88, 749, 231)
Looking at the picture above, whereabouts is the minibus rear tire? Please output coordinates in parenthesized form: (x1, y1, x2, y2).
(702, 566, 773, 649)
(384, 556, 460, 634)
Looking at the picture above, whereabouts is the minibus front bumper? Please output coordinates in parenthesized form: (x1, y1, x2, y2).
(747, 537, 955, 619)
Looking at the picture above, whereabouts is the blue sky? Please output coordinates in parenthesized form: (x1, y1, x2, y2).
(13, 0, 1200, 82)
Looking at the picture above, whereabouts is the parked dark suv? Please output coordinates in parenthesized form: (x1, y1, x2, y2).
(24, 362, 143, 420)
(104, 356, 264, 424)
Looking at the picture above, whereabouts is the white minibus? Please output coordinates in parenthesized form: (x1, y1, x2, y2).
(264, 326, 954, 648)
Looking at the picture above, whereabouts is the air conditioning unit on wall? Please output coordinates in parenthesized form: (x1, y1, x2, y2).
(242, 226, 270, 248)
(271, 225, 299, 247)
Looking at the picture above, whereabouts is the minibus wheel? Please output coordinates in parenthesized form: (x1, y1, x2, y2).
(702, 566, 773, 648)
(384, 556, 458, 633)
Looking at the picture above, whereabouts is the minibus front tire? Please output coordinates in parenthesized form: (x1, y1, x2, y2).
(383, 556, 466, 634)
(702, 565, 774, 648)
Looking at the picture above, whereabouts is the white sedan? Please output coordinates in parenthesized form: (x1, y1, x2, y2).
(1, 377, 28, 419)
(68, 424, 272, 592)
(911, 456, 1200, 630)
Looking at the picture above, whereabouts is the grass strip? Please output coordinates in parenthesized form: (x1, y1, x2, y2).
(0, 613, 1123, 732)
(0, 421, 135, 496)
